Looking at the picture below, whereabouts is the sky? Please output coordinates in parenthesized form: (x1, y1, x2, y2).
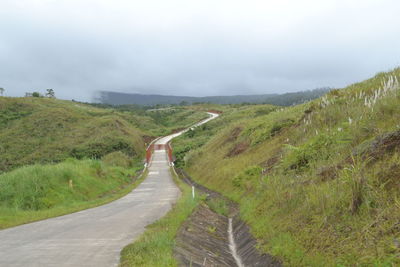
(1, 0, 400, 102)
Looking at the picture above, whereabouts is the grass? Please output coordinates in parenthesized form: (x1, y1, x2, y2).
(172, 68, 400, 266)
(0, 157, 146, 229)
(119, 168, 202, 267)
(206, 197, 229, 216)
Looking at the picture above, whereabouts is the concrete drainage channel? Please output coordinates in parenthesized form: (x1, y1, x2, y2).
(174, 169, 282, 267)
(228, 217, 244, 267)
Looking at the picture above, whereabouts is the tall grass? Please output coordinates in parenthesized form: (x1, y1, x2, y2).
(0, 158, 143, 229)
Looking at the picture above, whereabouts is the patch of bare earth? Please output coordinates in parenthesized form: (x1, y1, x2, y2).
(226, 142, 249, 158)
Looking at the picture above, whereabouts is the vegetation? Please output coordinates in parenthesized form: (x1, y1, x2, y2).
(172, 68, 400, 266)
(0, 97, 207, 173)
(0, 158, 144, 229)
(120, 169, 202, 267)
(45, 88, 55, 98)
(0, 96, 206, 228)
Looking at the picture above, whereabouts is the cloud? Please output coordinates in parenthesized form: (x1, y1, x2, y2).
(1, 0, 400, 101)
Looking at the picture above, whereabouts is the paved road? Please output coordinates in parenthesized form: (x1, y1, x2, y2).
(0, 112, 218, 267)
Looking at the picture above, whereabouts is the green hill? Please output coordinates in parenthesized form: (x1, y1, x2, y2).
(172, 68, 400, 266)
(0, 97, 207, 173)
(0, 96, 207, 228)
(0, 97, 145, 173)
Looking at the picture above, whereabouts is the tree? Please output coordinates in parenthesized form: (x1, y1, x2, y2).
(0, 87, 4, 96)
(45, 89, 55, 98)
(32, 92, 41, 97)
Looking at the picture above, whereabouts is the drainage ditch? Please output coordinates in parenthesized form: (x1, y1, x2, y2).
(174, 169, 281, 267)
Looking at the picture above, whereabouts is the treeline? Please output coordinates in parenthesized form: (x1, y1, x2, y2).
(97, 88, 331, 106)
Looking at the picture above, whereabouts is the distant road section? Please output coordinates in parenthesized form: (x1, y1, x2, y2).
(0, 112, 219, 267)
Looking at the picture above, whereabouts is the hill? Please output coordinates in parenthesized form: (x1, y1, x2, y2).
(0, 97, 207, 173)
(97, 88, 330, 106)
(171, 68, 400, 266)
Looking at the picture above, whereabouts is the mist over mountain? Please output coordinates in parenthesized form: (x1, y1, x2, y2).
(97, 88, 330, 106)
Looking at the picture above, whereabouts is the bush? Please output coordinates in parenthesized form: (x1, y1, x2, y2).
(282, 133, 336, 170)
(270, 118, 295, 136)
(70, 138, 136, 160)
(102, 151, 133, 168)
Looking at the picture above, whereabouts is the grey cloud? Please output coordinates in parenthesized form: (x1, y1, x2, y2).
(1, 0, 400, 101)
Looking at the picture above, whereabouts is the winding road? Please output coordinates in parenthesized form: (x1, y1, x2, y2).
(0, 112, 218, 267)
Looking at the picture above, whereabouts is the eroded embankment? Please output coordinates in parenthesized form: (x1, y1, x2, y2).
(174, 169, 281, 267)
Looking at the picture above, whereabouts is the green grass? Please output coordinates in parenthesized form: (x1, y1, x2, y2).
(206, 197, 229, 216)
(172, 68, 400, 266)
(0, 158, 145, 229)
(119, 168, 202, 267)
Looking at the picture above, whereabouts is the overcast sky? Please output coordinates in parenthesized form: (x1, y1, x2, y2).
(1, 0, 400, 101)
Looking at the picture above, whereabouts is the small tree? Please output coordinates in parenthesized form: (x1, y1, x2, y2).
(0, 87, 4, 96)
(45, 89, 55, 98)
(32, 92, 41, 97)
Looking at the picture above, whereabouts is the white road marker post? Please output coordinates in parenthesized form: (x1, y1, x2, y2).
(192, 186, 195, 199)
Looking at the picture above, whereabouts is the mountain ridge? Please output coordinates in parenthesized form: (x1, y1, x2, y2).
(97, 88, 330, 106)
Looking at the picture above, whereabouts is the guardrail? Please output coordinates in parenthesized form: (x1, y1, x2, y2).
(207, 109, 223, 114)
(145, 111, 220, 166)
(167, 142, 173, 163)
(145, 142, 174, 166)
(146, 143, 154, 164)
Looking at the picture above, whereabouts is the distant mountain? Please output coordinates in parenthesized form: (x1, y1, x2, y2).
(96, 88, 331, 106)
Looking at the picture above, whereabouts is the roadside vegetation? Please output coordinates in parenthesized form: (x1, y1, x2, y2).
(0, 156, 144, 229)
(172, 68, 400, 266)
(120, 169, 202, 267)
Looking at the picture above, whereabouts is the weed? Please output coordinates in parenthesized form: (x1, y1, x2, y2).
(206, 198, 229, 216)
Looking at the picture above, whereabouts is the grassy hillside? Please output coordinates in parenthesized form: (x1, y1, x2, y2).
(172, 68, 400, 266)
(0, 97, 207, 173)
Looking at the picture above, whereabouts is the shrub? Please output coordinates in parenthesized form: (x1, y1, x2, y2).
(70, 138, 136, 160)
(270, 118, 295, 136)
(102, 151, 133, 168)
(282, 133, 336, 170)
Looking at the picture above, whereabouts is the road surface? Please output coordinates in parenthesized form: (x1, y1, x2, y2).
(0, 112, 218, 267)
